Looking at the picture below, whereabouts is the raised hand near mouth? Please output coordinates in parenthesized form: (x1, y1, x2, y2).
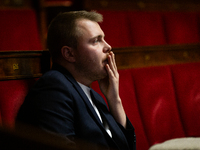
(98, 51, 127, 128)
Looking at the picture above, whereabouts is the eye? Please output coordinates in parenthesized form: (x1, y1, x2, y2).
(93, 38, 100, 44)
(91, 36, 104, 45)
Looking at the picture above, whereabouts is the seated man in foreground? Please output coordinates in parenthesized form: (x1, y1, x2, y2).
(17, 10, 136, 150)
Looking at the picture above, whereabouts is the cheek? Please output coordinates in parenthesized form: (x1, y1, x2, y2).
(80, 51, 96, 65)
(85, 48, 101, 60)
(77, 44, 103, 63)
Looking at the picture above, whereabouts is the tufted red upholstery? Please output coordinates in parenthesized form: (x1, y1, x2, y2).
(92, 62, 200, 150)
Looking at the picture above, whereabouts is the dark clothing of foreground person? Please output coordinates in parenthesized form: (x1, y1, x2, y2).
(17, 63, 136, 150)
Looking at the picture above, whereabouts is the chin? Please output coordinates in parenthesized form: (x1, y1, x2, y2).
(95, 70, 107, 80)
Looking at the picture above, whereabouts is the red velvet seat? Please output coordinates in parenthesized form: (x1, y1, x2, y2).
(118, 69, 150, 150)
(128, 11, 167, 46)
(131, 66, 185, 146)
(0, 9, 42, 51)
(171, 62, 200, 137)
(0, 79, 37, 128)
(163, 12, 200, 44)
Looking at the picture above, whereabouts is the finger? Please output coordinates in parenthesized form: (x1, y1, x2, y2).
(105, 63, 114, 78)
(108, 52, 118, 76)
(111, 52, 117, 70)
(107, 54, 113, 70)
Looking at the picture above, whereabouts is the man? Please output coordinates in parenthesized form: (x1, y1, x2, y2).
(17, 11, 136, 150)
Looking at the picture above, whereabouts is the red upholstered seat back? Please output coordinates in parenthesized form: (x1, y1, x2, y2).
(0, 79, 37, 128)
(118, 69, 150, 150)
(131, 66, 185, 146)
(0, 9, 42, 51)
(98, 10, 132, 48)
(128, 11, 166, 46)
(171, 63, 200, 137)
(163, 12, 200, 44)
(98, 11, 167, 47)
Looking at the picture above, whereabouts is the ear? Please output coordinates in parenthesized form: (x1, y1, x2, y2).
(61, 46, 75, 62)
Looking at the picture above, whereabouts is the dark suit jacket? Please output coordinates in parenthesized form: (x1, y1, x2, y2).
(17, 63, 136, 150)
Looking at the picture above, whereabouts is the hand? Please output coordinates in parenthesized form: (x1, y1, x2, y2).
(98, 51, 120, 102)
(98, 51, 127, 128)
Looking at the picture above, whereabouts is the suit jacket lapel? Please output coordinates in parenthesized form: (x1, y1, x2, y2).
(52, 63, 104, 126)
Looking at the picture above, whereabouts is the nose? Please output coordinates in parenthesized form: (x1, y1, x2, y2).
(103, 40, 112, 53)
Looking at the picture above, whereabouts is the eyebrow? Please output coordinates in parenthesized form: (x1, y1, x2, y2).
(91, 35, 105, 40)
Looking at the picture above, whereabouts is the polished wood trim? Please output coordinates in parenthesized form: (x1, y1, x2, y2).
(0, 50, 50, 80)
(113, 43, 200, 69)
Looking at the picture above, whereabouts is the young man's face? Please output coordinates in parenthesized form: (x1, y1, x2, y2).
(74, 19, 111, 82)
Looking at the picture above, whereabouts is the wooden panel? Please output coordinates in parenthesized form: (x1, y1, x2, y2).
(113, 43, 200, 69)
(83, 0, 200, 11)
(0, 50, 50, 80)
